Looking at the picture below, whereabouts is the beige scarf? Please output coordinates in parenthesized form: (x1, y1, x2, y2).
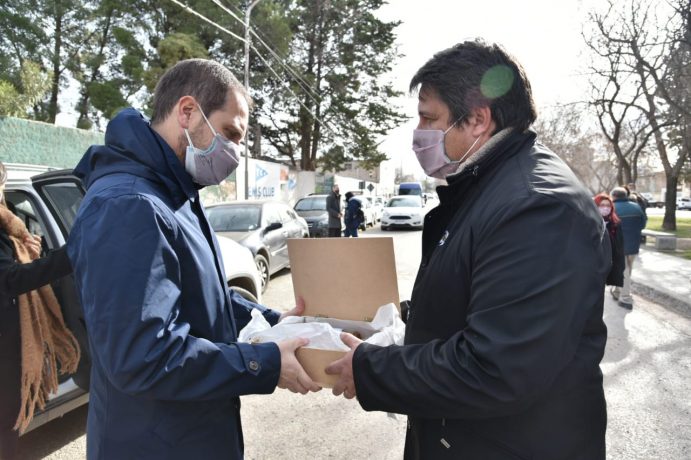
(0, 204, 80, 433)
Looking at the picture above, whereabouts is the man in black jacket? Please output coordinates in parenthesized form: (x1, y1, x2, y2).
(326, 184, 342, 237)
(327, 39, 610, 459)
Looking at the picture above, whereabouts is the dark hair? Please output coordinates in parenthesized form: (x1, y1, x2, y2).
(410, 39, 537, 133)
(611, 187, 628, 200)
(150, 59, 251, 124)
(0, 161, 6, 186)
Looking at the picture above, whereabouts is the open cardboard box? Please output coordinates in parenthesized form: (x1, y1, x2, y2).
(287, 237, 400, 388)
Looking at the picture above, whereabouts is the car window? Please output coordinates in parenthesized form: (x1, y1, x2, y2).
(38, 181, 84, 236)
(207, 205, 261, 231)
(387, 197, 422, 207)
(277, 204, 293, 223)
(4, 191, 49, 239)
(294, 197, 327, 211)
(262, 204, 282, 226)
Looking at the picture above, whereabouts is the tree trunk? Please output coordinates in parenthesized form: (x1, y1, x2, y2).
(77, 9, 113, 129)
(48, 7, 63, 124)
(663, 174, 678, 231)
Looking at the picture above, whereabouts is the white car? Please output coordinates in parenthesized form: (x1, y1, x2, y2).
(4, 163, 262, 433)
(351, 195, 376, 229)
(381, 195, 425, 230)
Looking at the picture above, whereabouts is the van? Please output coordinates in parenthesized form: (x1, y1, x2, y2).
(397, 182, 423, 197)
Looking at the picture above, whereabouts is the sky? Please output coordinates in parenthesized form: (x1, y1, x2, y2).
(376, 0, 597, 177)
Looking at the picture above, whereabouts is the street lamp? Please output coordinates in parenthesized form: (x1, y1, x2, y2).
(243, 0, 262, 200)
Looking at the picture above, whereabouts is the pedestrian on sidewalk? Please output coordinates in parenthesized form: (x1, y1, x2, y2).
(611, 186, 647, 309)
(326, 184, 342, 237)
(594, 192, 624, 287)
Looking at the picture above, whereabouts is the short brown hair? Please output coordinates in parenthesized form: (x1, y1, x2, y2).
(150, 59, 252, 124)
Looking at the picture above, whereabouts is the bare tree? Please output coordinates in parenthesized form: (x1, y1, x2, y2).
(585, 0, 690, 230)
(534, 103, 618, 194)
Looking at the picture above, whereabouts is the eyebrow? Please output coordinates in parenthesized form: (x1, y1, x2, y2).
(418, 110, 435, 118)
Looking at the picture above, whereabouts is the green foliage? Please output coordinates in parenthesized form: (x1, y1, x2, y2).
(258, 0, 406, 171)
(3, 0, 405, 173)
(0, 61, 51, 117)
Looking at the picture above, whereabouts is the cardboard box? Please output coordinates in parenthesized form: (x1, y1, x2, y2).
(287, 237, 400, 388)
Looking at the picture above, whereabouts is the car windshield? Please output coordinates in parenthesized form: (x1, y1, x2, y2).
(387, 197, 421, 207)
(207, 205, 261, 231)
(295, 197, 327, 211)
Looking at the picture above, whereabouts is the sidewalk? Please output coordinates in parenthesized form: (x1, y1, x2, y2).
(631, 247, 691, 315)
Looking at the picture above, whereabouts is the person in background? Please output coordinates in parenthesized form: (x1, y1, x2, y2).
(67, 59, 319, 460)
(594, 193, 625, 289)
(626, 182, 648, 213)
(344, 192, 363, 237)
(326, 183, 342, 237)
(0, 161, 78, 460)
(611, 186, 647, 310)
(326, 39, 610, 459)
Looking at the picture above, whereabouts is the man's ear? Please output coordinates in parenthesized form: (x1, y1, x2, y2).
(468, 106, 494, 137)
(176, 96, 197, 130)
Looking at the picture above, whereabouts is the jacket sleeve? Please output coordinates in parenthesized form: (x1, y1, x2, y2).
(230, 288, 281, 329)
(0, 232, 72, 297)
(68, 194, 281, 401)
(353, 196, 609, 419)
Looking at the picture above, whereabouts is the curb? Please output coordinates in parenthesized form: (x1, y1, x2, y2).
(632, 281, 691, 319)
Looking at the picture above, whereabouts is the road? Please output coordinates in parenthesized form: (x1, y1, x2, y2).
(18, 223, 691, 459)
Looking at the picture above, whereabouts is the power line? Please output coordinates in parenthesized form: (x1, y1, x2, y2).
(168, 0, 245, 42)
(167, 0, 341, 140)
(208, 0, 322, 105)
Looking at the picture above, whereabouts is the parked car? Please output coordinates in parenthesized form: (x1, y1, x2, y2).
(366, 196, 383, 222)
(293, 194, 334, 237)
(678, 197, 691, 210)
(381, 195, 425, 230)
(207, 200, 309, 292)
(351, 195, 376, 229)
(4, 163, 263, 433)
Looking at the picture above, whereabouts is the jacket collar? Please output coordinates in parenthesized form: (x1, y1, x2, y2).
(437, 128, 536, 205)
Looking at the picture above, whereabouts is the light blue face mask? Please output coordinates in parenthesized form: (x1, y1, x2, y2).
(184, 105, 240, 186)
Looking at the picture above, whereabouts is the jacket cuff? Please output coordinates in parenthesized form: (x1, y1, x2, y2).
(221, 341, 281, 395)
(352, 342, 385, 411)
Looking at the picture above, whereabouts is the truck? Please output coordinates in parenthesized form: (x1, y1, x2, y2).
(397, 182, 423, 197)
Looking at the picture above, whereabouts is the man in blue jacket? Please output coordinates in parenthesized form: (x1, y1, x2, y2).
(611, 186, 647, 309)
(68, 59, 320, 460)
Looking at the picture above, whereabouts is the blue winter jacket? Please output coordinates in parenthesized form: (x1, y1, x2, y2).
(613, 198, 647, 255)
(67, 108, 281, 460)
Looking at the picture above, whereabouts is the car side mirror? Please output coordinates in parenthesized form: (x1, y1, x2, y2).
(265, 221, 283, 232)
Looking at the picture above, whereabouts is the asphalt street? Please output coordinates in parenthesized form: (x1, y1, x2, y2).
(17, 224, 691, 459)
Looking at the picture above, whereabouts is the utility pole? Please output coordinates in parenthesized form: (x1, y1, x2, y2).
(244, 0, 261, 200)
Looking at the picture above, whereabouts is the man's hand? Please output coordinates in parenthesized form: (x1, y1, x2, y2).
(24, 234, 42, 259)
(276, 337, 321, 394)
(278, 297, 306, 323)
(325, 332, 362, 399)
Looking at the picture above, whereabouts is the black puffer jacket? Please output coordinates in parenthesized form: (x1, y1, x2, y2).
(353, 129, 610, 460)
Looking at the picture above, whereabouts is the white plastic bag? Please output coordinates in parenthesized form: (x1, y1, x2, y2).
(238, 303, 405, 351)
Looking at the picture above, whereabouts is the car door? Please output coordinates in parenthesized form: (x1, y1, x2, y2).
(279, 204, 302, 239)
(30, 171, 92, 391)
(261, 203, 288, 272)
